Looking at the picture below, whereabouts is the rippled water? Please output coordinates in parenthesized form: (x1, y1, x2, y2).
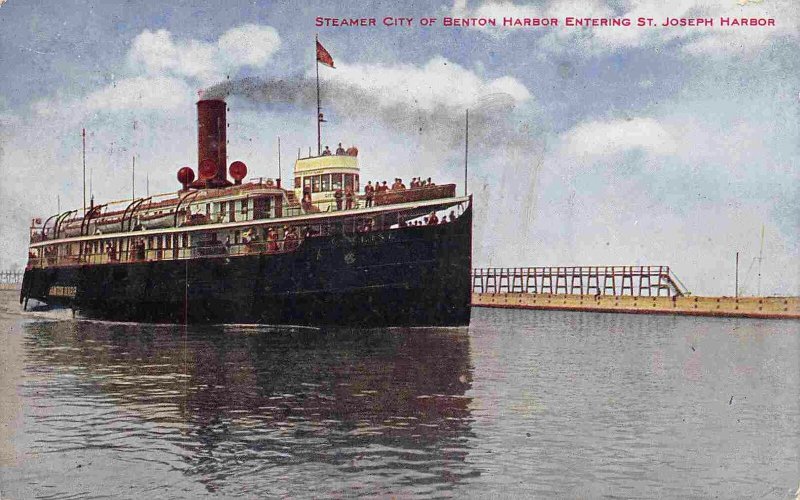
(1, 291, 798, 498)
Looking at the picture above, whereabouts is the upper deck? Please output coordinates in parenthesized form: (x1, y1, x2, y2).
(26, 191, 469, 270)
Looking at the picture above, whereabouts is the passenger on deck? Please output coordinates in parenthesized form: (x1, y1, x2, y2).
(345, 187, 354, 210)
(135, 239, 146, 260)
(302, 192, 313, 212)
(284, 227, 299, 251)
(410, 177, 420, 188)
(440, 215, 448, 224)
(449, 210, 456, 222)
(377, 181, 389, 193)
(364, 181, 375, 207)
(428, 212, 439, 225)
(346, 145, 359, 156)
(267, 228, 280, 253)
(224, 236, 232, 253)
(334, 185, 343, 210)
(336, 143, 345, 155)
(244, 228, 262, 253)
(322, 146, 332, 156)
(426, 177, 435, 186)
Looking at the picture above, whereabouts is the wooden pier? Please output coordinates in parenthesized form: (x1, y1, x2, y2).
(471, 267, 799, 320)
(0, 270, 22, 291)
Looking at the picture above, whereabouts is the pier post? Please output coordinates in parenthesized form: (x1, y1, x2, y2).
(525, 268, 538, 294)
(621, 267, 634, 296)
(570, 267, 584, 295)
(555, 267, 568, 294)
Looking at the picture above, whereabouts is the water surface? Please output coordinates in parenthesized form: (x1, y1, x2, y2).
(1, 293, 798, 498)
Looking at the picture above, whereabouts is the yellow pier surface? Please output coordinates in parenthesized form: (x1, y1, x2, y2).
(472, 293, 800, 320)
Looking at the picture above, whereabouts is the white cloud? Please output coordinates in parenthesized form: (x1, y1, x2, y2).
(323, 56, 531, 111)
(128, 24, 281, 83)
(562, 117, 677, 157)
(454, 0, 798, 56)
(217, 24, 281, 68)
(84, 76, 193, 111)
(129, 29, 218, 81)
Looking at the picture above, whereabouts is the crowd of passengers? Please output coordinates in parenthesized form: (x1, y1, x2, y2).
(31, 208, 459, 266)
(321, 143, 359, 156)
(301, 175, 438, 212)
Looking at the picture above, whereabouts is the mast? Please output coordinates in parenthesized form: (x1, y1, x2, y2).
(277, 136, 282, 183)
(132, 119, 137, 201)
(735, 251, 739, 298)
(82, 128, 86, 216)
(316, 35, 321, 156)
(464, 109, 469, 197)
(757, 224, 765, 296)
(132, 155, 135, 201)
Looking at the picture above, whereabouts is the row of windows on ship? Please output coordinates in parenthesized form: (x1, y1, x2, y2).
(29, 207, 461, 268)
(295, 173, 359, 193)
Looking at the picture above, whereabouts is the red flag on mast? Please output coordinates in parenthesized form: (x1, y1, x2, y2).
(316, 40, 335, 68)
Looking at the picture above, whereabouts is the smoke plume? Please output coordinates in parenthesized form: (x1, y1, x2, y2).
(202, 75, 545, 153)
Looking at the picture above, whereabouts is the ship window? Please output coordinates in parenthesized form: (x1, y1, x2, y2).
(294, 177, 301, 188)
(354, 174, 359, 192)
(312, 175, 321, 193)
(182, 233, 188, 248)
(253, 196, 267, 219)
(205, 204, 210, 217)
(234, 230, 241, 244)
(344, 174, 354, 191)
(303, 177, 311, 189)
(331, 173, 343, 189)
(240, 199, 248, 217)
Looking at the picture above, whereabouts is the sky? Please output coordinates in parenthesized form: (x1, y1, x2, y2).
(0, 0, 797, 296)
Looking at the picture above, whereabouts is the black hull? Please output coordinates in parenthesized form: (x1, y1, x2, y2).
(21, 207, 472, 327)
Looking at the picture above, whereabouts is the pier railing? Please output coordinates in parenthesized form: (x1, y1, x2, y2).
(472, 266, 688, 297)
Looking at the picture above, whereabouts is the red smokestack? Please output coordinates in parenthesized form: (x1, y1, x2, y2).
(197, 99, 231, 188)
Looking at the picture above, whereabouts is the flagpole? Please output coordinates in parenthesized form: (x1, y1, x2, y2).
(316, 34, 321, 156)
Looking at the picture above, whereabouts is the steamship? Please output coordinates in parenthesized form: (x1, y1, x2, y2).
(20, 99, 472, 326)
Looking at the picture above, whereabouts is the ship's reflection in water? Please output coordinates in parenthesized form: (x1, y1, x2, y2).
(20, 320, 477, 496)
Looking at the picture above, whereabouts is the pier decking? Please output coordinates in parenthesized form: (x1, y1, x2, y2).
(472, 292, 800, 320)
(471, 267, 799, 320)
